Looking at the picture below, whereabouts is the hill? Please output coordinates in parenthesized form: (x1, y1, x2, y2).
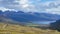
(50, 20, 60, 31)
(0, 23, 60, 34)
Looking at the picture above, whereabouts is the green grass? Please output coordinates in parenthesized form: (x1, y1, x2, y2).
(0, 23, 60, 34)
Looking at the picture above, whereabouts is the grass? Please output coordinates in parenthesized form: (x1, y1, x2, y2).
(0, 23, 60, 34)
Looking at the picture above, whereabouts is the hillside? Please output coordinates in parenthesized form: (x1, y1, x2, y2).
(0, 23, 60, 34)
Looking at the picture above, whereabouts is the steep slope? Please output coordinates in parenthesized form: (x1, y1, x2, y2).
(50, 20, 60, 31)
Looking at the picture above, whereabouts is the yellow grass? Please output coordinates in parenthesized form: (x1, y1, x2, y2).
(0, 23, 60, 34)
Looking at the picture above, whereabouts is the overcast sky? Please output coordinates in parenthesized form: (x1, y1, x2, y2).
(0, 0, 60, 14)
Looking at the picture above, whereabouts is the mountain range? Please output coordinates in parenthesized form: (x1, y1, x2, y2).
(0, 10, 60, 24)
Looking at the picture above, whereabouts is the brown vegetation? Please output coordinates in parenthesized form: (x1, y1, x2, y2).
(0, 23, 60, 34)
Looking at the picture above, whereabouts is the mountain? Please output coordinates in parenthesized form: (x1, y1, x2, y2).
(0, 10, 60, 24)
(50, 20, 60, 31)
(32, 12, 60, 21)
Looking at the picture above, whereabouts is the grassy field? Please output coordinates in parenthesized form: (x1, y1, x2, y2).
(0, 23, 60, 34)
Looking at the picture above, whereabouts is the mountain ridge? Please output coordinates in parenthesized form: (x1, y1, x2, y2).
(0, 10, 60, 24)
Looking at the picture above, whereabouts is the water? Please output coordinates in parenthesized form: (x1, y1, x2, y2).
(32, 21, 55, 24)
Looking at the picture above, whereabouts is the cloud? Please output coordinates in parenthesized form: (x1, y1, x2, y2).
(0, 7, 9, 11)
(0, 0, 60, 14)
(45, 6, 60, 14)
(0, 7, 16, 11)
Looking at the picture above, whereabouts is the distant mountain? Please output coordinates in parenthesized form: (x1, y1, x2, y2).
(0, 10, 60, 24)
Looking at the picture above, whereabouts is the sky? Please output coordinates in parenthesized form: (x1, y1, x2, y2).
(0, 0, 60, 14)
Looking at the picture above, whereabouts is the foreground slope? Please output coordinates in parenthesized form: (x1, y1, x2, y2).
(0, 23, 60, 34)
